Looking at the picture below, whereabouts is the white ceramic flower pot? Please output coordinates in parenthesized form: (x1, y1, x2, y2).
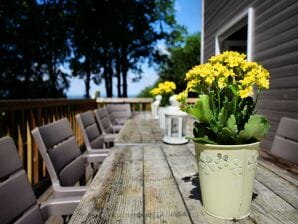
(195, 142, 260, 220)
(158, 106, 167, 129)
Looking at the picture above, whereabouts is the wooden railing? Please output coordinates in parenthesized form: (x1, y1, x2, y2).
(96, 97, 153, 111)
(0, 99, 97, 188)
(0, 97, 192, 193)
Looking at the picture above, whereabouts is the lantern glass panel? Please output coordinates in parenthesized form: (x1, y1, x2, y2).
(182, 118, 187, 136)
(171, 117, 179, 137)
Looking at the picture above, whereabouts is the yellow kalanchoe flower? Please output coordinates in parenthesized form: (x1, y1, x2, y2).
(239, 86, 253, 99)
(176, 91, 188, 103)
(183, 51, 270, 99)
(179, 51, 271, 145)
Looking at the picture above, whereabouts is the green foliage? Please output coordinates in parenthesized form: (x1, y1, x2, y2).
(186, 95, 212, 123)
(159, 33, 201, 93)
(238, 115, 270, 143)
(139, 32, 200, 96)
(187, 94, 270, 145)
(0, 1, 70, 99)
(137, 85, 155, 98)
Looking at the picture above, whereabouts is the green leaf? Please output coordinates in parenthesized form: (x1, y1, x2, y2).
(227, 114, 238, 136)
(217, 127, 235, 144)
(186, 95, 213, 123)
(209, 119, 219, 133)
(200, 94, 213, 122)
(192, 137, 217, 144)
(237, 115, 270, 143)
(227, 84, 237, 96)
(186, 100, 204, 121)
(193, 122, 216, 141)
(218, 100, 232, 128)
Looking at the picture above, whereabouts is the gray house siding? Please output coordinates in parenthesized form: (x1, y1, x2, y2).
(203, 0, 298, 151)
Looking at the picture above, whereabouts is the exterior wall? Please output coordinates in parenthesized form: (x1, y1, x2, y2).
(203, 0, 298, 150)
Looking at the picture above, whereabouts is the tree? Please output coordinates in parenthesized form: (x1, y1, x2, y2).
(69, 0, 104, 98)
(159, 33, 201, 93)
(138, 33, 201, 97)
(115, 0, 185, 97)
(0, 0, 70, 99)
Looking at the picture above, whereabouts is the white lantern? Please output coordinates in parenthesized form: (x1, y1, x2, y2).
(163, 106, 188, 144)
(151, 95, 161, 119)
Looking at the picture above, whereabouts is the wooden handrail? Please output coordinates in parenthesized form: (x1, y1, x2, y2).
(0, 99, 97, 188)
(96, 97, 153, 112)
(0, 97, 154, 192)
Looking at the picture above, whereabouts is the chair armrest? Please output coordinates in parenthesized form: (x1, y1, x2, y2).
(103, 134, 116, 143)
(40, 196, 81, 220)
(87, 149, 111, 154)
(82, 153, 108, 163)
(52, 185, 87, 198)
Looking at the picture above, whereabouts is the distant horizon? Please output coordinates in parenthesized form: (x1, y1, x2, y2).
(67, 93, 139, 99)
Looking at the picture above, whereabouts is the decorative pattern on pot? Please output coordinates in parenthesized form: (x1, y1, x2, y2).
(247, 151, 259, 172)
(199, 151, 258, 175)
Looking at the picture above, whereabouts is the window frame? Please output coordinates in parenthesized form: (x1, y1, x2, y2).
(215, 7, 254, 61)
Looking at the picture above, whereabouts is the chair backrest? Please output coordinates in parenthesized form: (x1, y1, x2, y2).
(106, 103, 131, 124)
(76, 111, 105, 151)
(270, 117, 298, 164)
(94, 108, 113, 134)
(31, 118, 85, 187)
(0, 136, 43, 224)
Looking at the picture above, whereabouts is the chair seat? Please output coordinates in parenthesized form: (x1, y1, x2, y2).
(111, 124, 122, 133)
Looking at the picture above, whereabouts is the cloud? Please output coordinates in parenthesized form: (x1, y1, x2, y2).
(156, 42, 170, 56)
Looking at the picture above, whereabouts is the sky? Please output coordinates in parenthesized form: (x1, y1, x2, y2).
(67, 0, 202, 98)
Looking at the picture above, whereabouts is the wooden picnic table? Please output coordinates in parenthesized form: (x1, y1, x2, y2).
(69, 112, 298, 224)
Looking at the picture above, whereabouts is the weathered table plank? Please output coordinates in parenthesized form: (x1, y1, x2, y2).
(255, 165, 298, 209)
(69, 113, 298, 224)
(70, 147, 144, 224)
(250, 180, 298, 224)
(115, 113, 163, 145)
(143, 145, 193, 224)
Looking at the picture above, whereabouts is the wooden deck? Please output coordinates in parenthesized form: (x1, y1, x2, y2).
(68, 112, 298, 224)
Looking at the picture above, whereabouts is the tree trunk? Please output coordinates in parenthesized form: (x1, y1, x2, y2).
(107, 55, 113, 97)
(115, 47, 122, 97)
(122, 65, 128, 97)
(85, 71, 91, 98)
(103, 68, 110, 97)
(121, 46, 128, 97)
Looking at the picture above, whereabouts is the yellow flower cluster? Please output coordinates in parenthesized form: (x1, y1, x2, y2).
(150, 81, 176, 96)
(175, 90, 188, 103)
(183, 51, 270, 99)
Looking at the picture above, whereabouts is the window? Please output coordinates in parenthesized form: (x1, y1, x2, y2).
(215, 8, 254, 61)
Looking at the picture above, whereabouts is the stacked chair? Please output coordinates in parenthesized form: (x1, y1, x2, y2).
(31, 118, 108, 198)
(94, 107, 122, 134)
(270, 117, 298, 164)
(0, 136, 80, 224)
(76, 110, 117, 149)
(106, 103, 132, 125)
